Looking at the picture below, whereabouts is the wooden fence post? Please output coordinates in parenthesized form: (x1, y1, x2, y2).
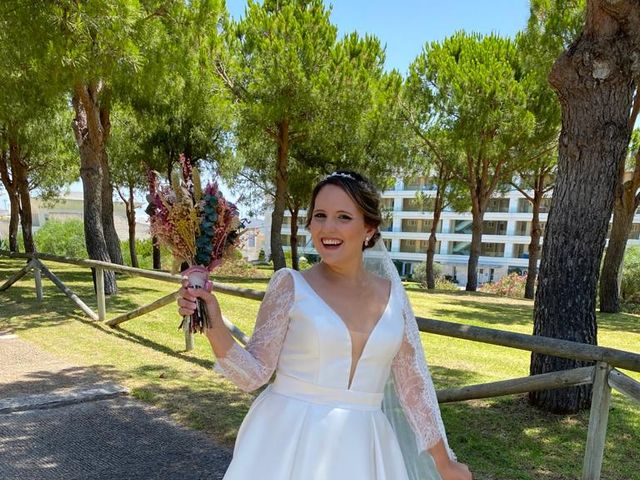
(34, 264, 43, 302)
(184, 320, 194, 351)
(95, 267, 106, 321)
(582, 361, 612, 480)
(0, 258, 35, 291)
(37, 261, 99, 321)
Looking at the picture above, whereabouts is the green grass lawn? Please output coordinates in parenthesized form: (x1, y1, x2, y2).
(1, 258, 639, 480)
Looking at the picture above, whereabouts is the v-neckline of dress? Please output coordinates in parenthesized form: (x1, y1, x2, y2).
(293, 269, 393, 390)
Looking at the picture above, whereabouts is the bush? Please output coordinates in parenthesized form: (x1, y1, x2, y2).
(281, 249, 316, 271)
(480, 272, 527, 298)
(214, 252, 270, 278)
(34, 219, 87, 258)
(412, 261, 443, 284)
(120, 238, 173, 270)
(434, 277, 459, 290)
(621, 246, 640, 304)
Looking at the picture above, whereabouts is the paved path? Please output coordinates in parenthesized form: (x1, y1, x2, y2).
(0, 332, 232, 479)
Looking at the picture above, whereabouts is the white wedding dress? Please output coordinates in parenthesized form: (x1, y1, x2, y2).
(213, 267, 452, 480)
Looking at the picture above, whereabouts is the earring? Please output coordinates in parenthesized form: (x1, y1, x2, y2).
(364, 237, 370, 246)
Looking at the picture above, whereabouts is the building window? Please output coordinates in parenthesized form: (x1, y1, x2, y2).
(453, 220, 472, 235)
(449, 242, 471, 255)
(483, 221, 507, 235)
(486, 198, 510, 213)
(382, 198, 394, 209)
(513, 244, 529, 258)
(480, 243, 504, 257)
(248, 234, 256, 248)
(517, 198, 532, 213)
(515, 221, 529, 236)
(402, 197, 436, 212)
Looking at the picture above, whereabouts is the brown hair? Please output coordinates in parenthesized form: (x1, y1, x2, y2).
(305, 170, 382, 250)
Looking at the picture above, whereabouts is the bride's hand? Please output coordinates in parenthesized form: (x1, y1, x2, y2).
(439, 460, 472, 480)
(176, 279, 222, 322)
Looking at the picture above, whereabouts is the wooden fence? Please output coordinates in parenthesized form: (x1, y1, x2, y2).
(1, 250, 639, 480)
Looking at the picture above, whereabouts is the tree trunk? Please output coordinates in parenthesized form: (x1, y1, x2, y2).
(530, 1, 637, 413)
(152, 237, 161, 270)
(525, 186, 544, 299)
(11, 148, 35, 254)
(466, 198, 485, 292)
(101, 152, 123, 265)
(126, 185, 139, 268)
(72, 83, 117, 295)
(0, 149, 20, 252)
(270, 120, 289, 271)
(599, 189, 637, 312)
(290, 205, 299, 271)
(426, 195, 443, 289)
(8, 189, 19, 252)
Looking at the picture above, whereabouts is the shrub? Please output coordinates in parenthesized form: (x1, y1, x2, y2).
(412, 261, 443, 284)
(434, 277, 460, 291)
(281, 249, 317, 270)
(621, 246, 640, 304)
(480, 272, 527, 298)
(214, 253, 270, 278)
(34, 219, 87, 258)
(120, 238, 174, 270)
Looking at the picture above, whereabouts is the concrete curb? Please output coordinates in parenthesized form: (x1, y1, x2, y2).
(0, 384, 130, 414)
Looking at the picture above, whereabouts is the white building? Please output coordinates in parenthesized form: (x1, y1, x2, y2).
(0, 190, 150, 241)
(262, 175, 640, 285)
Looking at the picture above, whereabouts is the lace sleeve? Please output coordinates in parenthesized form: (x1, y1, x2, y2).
(391, 307, 453, 458)
(212, 268, 294, 393)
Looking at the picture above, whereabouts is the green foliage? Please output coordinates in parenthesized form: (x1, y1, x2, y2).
(621, 246, 640, 305)
(412, 261, 443, 284)
(124, 0, 234, 179)
(282, 249, 314, 270)
(214, 253, 270, 278)
(480, 273, 527, 298)
(34, 219, 87, 258)
(226, 0, 406, 221)
(120, 238, 172, 270)
(406, 31, 538, 217)
(433, 277, 460, 291)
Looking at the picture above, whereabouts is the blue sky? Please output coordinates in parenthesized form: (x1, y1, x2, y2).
(226, 0, 531, 74)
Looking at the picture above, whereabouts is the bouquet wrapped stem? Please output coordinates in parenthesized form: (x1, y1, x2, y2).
(181, 265, 213, 333)
(147, 154, 245, 336)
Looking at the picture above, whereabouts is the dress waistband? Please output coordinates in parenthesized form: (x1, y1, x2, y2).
(271, 373, 383, 411)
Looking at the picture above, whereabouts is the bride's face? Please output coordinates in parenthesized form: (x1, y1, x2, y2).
(308, 184, 375, 265)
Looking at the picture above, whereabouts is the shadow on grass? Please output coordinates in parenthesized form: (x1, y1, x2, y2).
(1, 283, 146, 331)
(78, 319, 216, 371)
(596, 311, 640, 334)
(428, 298, 533, 327)
(441, 393, 639, 480)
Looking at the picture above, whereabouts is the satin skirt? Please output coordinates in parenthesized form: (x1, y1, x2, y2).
(221, 374, 410, 480)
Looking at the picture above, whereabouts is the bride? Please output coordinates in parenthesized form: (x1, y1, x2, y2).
(177, 170, 472, 480)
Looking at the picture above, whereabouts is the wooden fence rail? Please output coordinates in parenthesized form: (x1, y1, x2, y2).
(1, 249, 639, 480)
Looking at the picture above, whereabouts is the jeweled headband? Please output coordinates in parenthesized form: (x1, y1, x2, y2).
(326, 171, 356, 181)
